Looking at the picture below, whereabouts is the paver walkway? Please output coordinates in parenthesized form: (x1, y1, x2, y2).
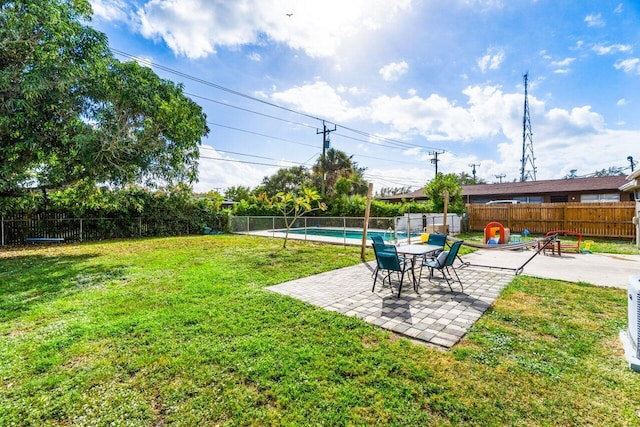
(267, 261, 513, 348)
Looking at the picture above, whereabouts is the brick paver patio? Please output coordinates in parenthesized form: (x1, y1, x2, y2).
(267, 261, 513, 349)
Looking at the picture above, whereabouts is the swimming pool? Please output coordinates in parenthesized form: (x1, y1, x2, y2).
(283, 227, 418, 241)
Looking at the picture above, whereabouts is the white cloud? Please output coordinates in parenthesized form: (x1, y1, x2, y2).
(584, 13, 605, 27)
(460, 0, 505, 12)
(616, 98, 627, 106)
(592, 43, 632, 55)
(533, 130, 638, 180)
(614, 3, 623, 13)
(337, 85, 367, 96)
(477, 47, 505, 73)
(194, 146, 276, 191)
(548, 57, 575, 74)
(247, 52, 262, 62)
(90, 0, 128, 21)
(571, 40, 585, 50)
(550, 57, 576, 67)
(129, 0, 412, 59)
(271, 81, 368, 122)
(379, 61, 409, 82)
(269, 79, 637, 182)
(614, 58, 640, 74)
(542, 106, 605, 136)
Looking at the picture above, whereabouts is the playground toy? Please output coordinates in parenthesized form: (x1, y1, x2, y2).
(484, 221, 510, 245)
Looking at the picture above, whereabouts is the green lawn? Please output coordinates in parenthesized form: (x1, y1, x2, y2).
(1, 235, 638, 425)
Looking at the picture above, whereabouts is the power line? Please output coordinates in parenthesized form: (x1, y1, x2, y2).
(206, 121, 317, 148)
(199, 155, 300, 168)
(111, 48, 447, 156)
(111, 48, 323, 123)
(203, 122, 428, 166)
(200, 147, 310, 165)
(187, 92, 317, 130)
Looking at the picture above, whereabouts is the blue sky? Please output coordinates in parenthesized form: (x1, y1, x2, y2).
(88, 0, 639, 193)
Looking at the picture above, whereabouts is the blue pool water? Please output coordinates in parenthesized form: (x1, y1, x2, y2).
(284, 227, 418, 241)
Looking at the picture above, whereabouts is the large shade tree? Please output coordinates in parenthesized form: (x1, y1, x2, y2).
(0, 0, 209, 197)
(256, 166, 314, 197)
(423, 173, 465, 214)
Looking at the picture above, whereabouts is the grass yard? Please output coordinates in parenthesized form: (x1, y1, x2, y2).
(1, 235, 638, 425)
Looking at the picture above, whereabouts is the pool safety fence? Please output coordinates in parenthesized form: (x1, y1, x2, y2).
(229, 214, 462, 244)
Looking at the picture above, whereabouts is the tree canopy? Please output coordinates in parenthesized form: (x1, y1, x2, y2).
(256, 166, 314, 197)
(312, 148, 367, 197)
(423, 173, 465, 214)
(0, 0, 209, 196)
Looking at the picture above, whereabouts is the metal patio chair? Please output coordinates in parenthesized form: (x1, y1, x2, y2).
(421, 240, 464, 292)
(372, 242, 411, 298)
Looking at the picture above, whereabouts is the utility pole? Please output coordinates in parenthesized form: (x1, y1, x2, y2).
(628, 156, 636, 172)
(429, 150, 444, 176)
(495, 174, 505, 183)
(468, 163, 480, 183)
(520, 72, 537, 182)
(316, 120, 336, 196)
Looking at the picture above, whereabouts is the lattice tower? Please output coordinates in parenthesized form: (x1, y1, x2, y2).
(520, 72, 537, 182)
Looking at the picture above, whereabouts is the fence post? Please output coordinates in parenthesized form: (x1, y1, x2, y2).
(343, 217, 347, 245)
(139, 217, 142, 237)
(1, 216, 4, 246)
(80, 218, 83, 242)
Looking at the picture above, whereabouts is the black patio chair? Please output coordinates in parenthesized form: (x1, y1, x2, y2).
(372, 242, 411, 298)
(421, 240, 464, 292)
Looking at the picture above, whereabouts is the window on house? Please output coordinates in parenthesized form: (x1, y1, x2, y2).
(514, 196, 544, 204)
(550, 195, 568, 203)
(580, 193, 620, 203)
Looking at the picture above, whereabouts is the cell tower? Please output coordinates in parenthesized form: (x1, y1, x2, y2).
(520, 72, 537, 182)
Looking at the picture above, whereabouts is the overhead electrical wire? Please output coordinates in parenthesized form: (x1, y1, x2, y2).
(111, 48, 323, 123)
(205, 121, 317, 149)
(187, 92, 317, 130)
(199, 155, 303, 168)
(110, 48, 447, 154)
(111, 48, 444, 188)
(202, 121, 428, 166)
(200, 147, 314, 166)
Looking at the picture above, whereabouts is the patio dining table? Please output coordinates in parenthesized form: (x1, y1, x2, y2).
(395, 243, 443, 289)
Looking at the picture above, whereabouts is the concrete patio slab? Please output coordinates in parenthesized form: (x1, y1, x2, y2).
(267, 248, 640, 349)
(267, 261, 513, 349)
(461, 248, 640, 289)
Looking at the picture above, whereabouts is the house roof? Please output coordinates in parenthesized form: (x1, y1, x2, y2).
(620, 169, 640, 192)
(378, 176, 629, 201)
(462, 175, 628, 196)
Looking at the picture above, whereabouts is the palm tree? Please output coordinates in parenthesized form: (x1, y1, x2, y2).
(312, 148, 355, 197)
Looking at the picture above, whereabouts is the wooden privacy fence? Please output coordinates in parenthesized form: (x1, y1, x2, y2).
(466, 202, 636, 239)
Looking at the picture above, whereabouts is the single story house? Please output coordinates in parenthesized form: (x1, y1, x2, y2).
(619, 170, 640, 247)
(379, 176, 634, 204)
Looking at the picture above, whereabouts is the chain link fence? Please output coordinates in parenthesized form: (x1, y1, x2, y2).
(229, 214, 462, 245)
